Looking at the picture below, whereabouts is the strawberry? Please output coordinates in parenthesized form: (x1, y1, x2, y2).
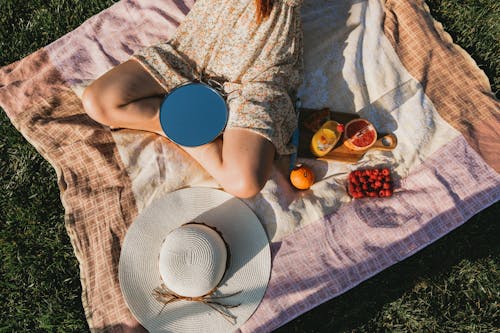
(336, 123, 345, 133)
(352, 191, 363, 198)
(347, 167, 395, 199)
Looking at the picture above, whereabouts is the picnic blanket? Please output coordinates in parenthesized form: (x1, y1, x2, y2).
(1, 0, 499, 332)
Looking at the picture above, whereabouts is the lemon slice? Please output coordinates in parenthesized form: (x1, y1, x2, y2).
(310, 121, 341, 157)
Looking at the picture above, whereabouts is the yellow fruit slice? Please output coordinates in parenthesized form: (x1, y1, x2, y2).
(310, 121, 341, 157)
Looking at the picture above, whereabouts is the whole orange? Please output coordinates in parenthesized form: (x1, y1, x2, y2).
(290, 164, 315, 190)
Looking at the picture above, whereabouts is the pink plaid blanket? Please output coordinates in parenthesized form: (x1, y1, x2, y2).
(1, 0, 498, 332)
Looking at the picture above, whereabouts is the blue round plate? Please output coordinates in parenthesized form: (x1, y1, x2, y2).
(159, 82, 228, 147)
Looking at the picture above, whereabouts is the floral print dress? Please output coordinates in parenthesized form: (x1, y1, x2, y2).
(132, 0, 304, 155)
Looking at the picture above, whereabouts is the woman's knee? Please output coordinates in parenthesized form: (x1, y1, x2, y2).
(224, 169, 268, 199)
(217, 129, 275, 198)
(81, 83, 116, 126)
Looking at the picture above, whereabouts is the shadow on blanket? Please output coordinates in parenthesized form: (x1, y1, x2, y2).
(253, 192, 499, 333)
(274, 201, 498, 332)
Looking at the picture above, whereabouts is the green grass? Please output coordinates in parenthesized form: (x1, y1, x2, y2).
(425, 0, 499, 97)
(0, 0, 498, 332)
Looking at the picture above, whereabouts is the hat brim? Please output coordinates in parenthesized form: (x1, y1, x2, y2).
(119, 187, 271, 333)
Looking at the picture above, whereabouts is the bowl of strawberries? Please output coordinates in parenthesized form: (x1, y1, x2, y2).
(347, 167, 394, 199)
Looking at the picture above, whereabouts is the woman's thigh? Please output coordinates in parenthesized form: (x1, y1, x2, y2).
(86, 59, 166, 108)
(82, 59, 168, 131)
(222, 128, 276, 195)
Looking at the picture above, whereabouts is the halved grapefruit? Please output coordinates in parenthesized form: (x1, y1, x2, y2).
(343, 118, 377, 151)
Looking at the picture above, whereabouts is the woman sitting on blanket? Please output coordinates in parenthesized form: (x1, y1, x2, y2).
(83, 0, 303, 200)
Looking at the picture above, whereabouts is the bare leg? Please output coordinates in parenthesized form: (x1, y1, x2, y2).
(82, 60, 276, 198)
(82, 60, 166, 135)
(183, 128, 276, 198)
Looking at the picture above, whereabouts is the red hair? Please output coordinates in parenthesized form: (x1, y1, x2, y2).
(255, 0, 273, 23)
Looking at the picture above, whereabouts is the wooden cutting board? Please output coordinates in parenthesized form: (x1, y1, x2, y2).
(298, 108, 398, 163)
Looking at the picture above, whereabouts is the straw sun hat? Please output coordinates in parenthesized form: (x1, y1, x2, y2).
(119, 187, 271, 333)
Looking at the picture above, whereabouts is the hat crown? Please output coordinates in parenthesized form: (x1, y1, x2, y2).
(159, 224, 227, 297)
